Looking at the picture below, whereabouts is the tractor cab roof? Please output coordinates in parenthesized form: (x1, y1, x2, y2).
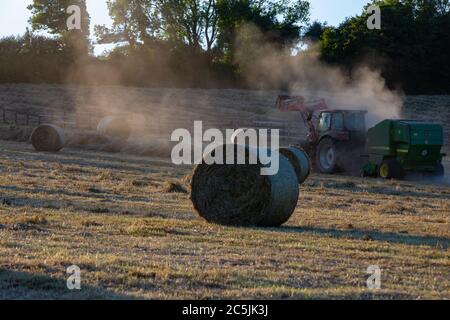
(319, 109, 368, 114)
(313, 109, 368, 116)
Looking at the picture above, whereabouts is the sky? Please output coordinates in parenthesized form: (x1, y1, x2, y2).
(0, 0, 370, 55)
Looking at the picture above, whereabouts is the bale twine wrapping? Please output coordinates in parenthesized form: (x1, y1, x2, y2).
(191, 144, 299, 227)
(97, 116, 131, 141)
(30, 124, 65, 152)
(279, 146, 311, 184)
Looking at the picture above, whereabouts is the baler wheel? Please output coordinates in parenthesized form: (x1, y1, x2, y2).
(378, 160, 404, 179)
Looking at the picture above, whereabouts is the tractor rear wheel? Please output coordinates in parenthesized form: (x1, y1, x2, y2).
(378, 159, 404, 179)
(316, 138, 340, 174)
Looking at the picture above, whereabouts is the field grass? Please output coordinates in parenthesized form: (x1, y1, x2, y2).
(0, 84, 449, 299)
(1, 140, 449, 299)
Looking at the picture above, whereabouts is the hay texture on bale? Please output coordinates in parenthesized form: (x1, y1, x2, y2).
(191, 144, 299, 227)
(30, 124, 65, 152)
(279, 146, 311, 184)
(97, 116, 131, 141)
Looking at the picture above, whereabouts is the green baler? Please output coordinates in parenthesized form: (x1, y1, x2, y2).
(362, 120, 446, 179)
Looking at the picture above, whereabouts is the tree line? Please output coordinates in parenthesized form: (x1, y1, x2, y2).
(316, 0, 450, 93)
(0, 0, 448, 93)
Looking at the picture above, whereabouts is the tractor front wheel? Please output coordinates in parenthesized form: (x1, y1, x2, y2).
(316, 138, 340, 174)
(378, 159, 404, 179)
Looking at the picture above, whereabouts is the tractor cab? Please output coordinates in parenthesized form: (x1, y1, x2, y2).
(313, 110, 367, 143)
(275, 95, 368, 174)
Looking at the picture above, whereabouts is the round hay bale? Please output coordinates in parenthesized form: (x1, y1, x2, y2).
(97, 116, 131, 141)
(30, 124, 65, 152)
(279, 146, 311, 184)
(191, 144, 299, 227)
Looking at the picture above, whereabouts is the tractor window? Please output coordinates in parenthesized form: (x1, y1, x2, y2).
(344, 113, 366, 131)
(332, 113, 344, 130)
(319, 113, 331, 131)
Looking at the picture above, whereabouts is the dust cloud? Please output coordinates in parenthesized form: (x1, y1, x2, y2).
(234, 24, 404, 128)
(57, 22, 406, 157)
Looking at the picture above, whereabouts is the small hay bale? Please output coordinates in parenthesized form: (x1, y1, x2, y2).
(190, 144, 299, 227)
(30, 124, 65, 152)
(97, 116, 131, 141)
(279, 146, 311, 184)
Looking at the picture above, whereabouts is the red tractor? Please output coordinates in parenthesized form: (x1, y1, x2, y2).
(276, 95, 367, 174)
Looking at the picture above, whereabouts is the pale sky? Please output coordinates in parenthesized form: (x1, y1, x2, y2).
(0, 0, 370, 55)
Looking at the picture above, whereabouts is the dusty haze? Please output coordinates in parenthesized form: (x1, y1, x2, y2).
(235, 24, 404, 128)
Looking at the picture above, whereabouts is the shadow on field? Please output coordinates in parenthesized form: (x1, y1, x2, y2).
(278, 226, 450, 248)
(318, 180, 450, 199)
(0, 269, 134, 300)
(364, 187, 450, 200)
(1, 143, 174, 173)
(0, 185, 157, 204)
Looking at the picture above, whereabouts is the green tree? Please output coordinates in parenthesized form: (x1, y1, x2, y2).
(0, 31, 65, 83)
(95, 0, 218, 53)
(303, 21, 327, 42)
(157, 0, 217, 52)
(28, 0, 91, 58)
(95, 0, 158, 49)
(216, 0, 310, 63)
(319, 0, 450, 93)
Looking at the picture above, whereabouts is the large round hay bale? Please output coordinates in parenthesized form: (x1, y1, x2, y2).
(97, 116, 131, 141)
(191, 144, 299, 227)
(30, 124, 65, 152)
(279, 146, 311, 184)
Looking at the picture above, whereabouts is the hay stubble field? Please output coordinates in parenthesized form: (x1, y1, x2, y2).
(0, 84, 449, 299)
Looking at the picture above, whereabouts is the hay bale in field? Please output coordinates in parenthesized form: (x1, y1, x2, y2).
(278, 146, 311, 184)
(190, 144, 299, 227)
(30, 124, 65, 152)
(97, 116, 131, 141)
